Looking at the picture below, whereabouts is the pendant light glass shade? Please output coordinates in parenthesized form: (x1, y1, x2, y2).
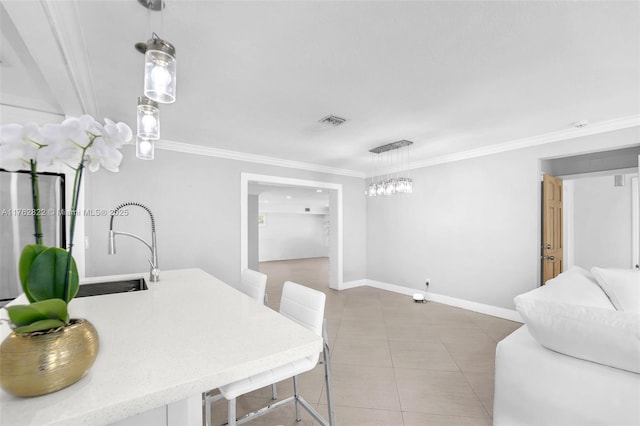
(144, 34, 176, 104)
(136, 137, 155, 160)
(367, 183, 377, 197)
(137, 96, 160, 140)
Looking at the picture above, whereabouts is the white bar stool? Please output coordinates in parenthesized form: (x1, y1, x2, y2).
(204, 281, 335, 426)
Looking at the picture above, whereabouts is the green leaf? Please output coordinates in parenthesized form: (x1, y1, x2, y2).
(18, 244, 47, 303)
(14, 319, 65, 334)
(25, 247, 79, 303)
(6, 305, 46, 326)
(6, 299, 68, 327)
(31, 298, 69, 322)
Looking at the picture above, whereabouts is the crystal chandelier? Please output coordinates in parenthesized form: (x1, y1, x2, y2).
(367, 140, 414, 197)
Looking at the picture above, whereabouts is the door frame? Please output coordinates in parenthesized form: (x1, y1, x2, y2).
(631, 174, 639, 268)
(240, 173, 343, 290)
(562, 180, 574, 271)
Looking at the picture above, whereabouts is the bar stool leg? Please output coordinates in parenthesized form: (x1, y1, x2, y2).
(323, 320, 336, 426)
(228, 398, 237, 426)
(203, 393, 211, 426)
(293, 375, 301, 421)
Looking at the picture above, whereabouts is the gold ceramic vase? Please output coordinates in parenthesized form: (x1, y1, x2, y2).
(0, 319, 99, 397)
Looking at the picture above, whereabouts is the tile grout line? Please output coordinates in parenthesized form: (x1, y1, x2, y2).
(380, 290, 411, 425)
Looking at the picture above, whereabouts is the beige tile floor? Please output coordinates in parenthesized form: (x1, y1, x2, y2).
(207, 258, 522, 426)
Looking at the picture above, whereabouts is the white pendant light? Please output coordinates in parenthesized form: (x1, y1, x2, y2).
(136, 137, 155, 160)
(137, 96, 160, 140)
(133, 0, 175, 161)
(144, 33, 176, 104)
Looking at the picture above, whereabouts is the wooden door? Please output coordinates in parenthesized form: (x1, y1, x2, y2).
(542, 174, 563, 284)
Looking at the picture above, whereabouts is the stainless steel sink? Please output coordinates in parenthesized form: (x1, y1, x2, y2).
(76, 278, 148, 298)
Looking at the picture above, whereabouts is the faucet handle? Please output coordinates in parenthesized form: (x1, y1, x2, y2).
(148, 258, 160, 282)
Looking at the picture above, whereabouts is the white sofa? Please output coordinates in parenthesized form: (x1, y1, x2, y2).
(493, 267, 640, 426)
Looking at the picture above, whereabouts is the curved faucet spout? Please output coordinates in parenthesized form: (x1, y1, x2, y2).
(108, 202, 159, 282)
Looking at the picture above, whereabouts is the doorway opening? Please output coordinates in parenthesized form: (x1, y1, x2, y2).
(562, 170, 639, 270)
(540, 146, 640, 284)
(240, 173, 343, 290)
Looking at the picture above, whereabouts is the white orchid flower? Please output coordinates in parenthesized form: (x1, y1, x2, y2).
(100, 118, 133, 147)
(81, 118, 130, 172)
(59, 116, 93, 148)
(2, 115, 132, 173)
(0, 143, 36, 171)
(0, 123, 44, 171)
(84, 137, 124, 172)
(1, 123, 24, 144)
(37, 123, 83, 169)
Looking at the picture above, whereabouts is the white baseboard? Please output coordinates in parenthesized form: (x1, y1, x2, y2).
(340, 279, 368, 290)
(341, 279, 522, 323)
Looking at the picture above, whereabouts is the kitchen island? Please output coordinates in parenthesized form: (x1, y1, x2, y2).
(0, 269, 322, 425)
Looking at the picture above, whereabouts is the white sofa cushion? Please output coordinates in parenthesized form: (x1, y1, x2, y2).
(514, 296, 640, 374)
(591, 267, 640, 312)
(520, 266, 613, 309)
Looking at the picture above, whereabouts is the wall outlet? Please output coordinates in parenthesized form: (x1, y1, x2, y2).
(425, 279, 430, 289)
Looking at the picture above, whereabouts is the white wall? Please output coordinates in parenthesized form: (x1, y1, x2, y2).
(572, 173, 636, 269)
(82, 147, 366, 287)
(7, 98, 637, 312)
(366, 126, 640, 310)
(259, 213, 328, 261)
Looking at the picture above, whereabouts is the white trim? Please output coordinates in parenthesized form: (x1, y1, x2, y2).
(0, 104, 64, 123)
(426, 290, 522, 323)
(152, 118, 640, 179)
(562, 180, 574, 271)
(632, 174, 639, 268)
(158, 140, 364, 178)
(42, 0, 99, 117)
(341, 279, 368, 290)
(330, 187, 344, 290)
(241, 173, 344, 290)
(402, 115, 640, 176)
(558, 167, 639, 180)
(345, 279, 522, 322)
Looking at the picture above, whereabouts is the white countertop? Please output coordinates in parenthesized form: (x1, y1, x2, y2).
(0, 269, 322, 426)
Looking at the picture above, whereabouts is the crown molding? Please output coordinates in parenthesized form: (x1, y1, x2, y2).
(155, 139, 366, 178)
(406, 114, 640, 172)
(154, 116, 638, 180)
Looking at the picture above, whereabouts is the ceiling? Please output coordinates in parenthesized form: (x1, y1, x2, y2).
(1, 1, 639, 176)
(249, 182, 330, 210)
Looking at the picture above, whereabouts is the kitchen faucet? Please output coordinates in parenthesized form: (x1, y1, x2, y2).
(108, 202, 159, 282)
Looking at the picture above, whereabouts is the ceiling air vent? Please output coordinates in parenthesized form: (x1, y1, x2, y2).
(319, 115, 347, 126)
